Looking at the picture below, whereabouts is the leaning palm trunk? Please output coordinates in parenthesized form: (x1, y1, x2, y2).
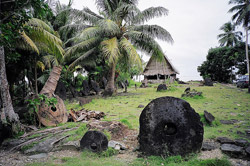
(40, 66, 62, 96)
(0, 45, 20, 133)
(38, 66, 68, 126)
(103, 63, 116, 96)
(245, 27, 250, 93)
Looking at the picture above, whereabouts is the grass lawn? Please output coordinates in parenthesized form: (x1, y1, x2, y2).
(27, 82, 250, 166)
(67, 82, 250, 140)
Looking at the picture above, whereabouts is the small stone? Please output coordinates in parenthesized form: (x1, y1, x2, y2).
(220, 119, 239, 125)
(217, 137, 235, 144)
(235, 139, 249, 147)
(236, 131, 244, 135)
(184, 87, 190, 92)
(245, 129, 250, 135)
(221, 144, 243, 154)
(28, 153, 48, 159)
(138, 105, 144, 108)
(157, 84, 167, 91)
(108, 140, 127, 150)
(204, 78, 213, 86)
(245, 146, 250, 155)
(204, 111, 215, 124)
(201, 142, 219, 151)
(114, 145, 120, 150)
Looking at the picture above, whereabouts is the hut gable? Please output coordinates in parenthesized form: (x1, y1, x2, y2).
(143, 55, 179, 76)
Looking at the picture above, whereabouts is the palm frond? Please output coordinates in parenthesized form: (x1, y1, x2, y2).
(127, 31, 165, 61)
(132, 7, 169, 24)
(101, 37, 120, 64)
(42, 55, 59, 68)
(229, 0, 245, 5)
(28, 26, 64, 61)
(29, 26, 63, 45)
(65, 37, 101, 60)
(70, 8, 102, 25)
(112, 3, 140, 22)
(19, 31, 40, 54)
(83, 7, 104, 19)
(228, 1, 250, 27)
(65, 27, 101, 45)
(59, 24, 91, 36)
(98, 19, 120, 36)
(36, 61, 45, 71)
(130, 25, 173, 43)
(78, 27, 102, 41)
(119, 37, 141, 66)
(68, 48, 96, 71)
(96, 0, 113, 16)
(26, 18, 56, 35)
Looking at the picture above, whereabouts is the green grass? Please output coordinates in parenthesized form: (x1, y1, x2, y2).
(26, 152, 231, 166)
(131, 155, 231, 166)
(76, 83, 249, 140)
(64, 123, 88, 141)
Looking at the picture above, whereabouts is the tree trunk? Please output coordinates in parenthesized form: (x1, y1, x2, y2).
(0, 45, 20, 133)
(40, 66, 62, 96)
(34, 56, 38, 95)
(245, 27, 250, 93)
(103, 63, 116, 96)
(38, 65, 68, 127)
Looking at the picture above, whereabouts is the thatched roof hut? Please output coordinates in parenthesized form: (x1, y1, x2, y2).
(143, 55, 179, 83)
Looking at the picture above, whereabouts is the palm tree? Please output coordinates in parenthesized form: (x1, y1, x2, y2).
(65, 0, 173, 96)
(229, 0, 250, 92)
(217, 22, 242, 47)
(19, 18, 69, 126)
(19, 18, 64, 95)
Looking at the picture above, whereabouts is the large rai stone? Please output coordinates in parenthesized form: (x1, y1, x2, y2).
(80, 131, 108, 152)
(139, 96, 204, 156)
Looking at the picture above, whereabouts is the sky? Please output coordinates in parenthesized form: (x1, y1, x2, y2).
(59, 0, 238, 81)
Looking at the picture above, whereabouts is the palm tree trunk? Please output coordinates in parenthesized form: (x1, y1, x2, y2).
(103, 63, 116, 96)
(245, 27, 250, 93)
(40, 66, 62, 96)
(0, 45, 20, 133)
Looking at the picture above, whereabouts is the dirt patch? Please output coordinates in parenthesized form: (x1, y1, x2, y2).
(87, 120, 132, 140)
(198, 149, 223, 160)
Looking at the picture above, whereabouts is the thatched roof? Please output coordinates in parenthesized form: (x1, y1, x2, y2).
(143, 55, 179, 76)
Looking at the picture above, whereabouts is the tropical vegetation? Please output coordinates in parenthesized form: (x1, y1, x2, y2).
(228, 0, 250, 92)
(63, 0, 173, 96)
(198, 42, 248, 82)
(217, 22, 242, 47)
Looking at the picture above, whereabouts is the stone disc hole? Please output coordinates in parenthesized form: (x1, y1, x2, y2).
(163, 123, 177, 135)
(90, 143, 97, 151)
(51, 106, 57, 112)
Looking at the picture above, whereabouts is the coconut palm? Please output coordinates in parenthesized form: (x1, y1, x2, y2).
(19, 18, 64, 95)
(65, 0, 173, 96)
(217, 22, 242, 47)
(229, 0, 250, 92)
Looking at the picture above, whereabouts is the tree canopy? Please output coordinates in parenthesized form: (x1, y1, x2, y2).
(198, 42, 248, 82)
